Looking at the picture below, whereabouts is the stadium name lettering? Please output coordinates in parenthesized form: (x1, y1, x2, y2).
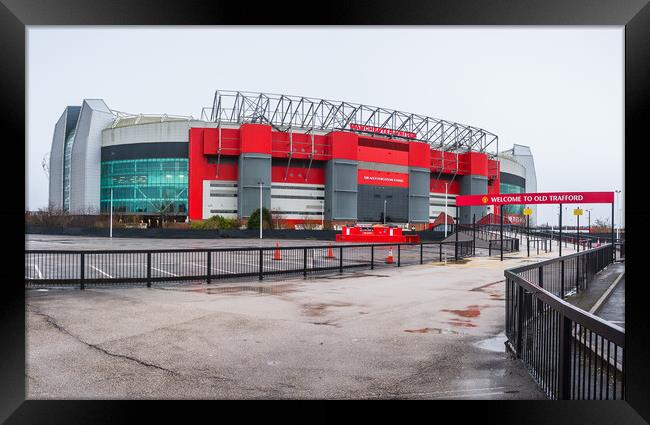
(350, 123, 416, 139)
(362, 175, 405, 183)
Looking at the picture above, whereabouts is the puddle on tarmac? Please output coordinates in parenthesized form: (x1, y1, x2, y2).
(312, 321, 340, 327)
(447, 318, 477, 328)
(442, 304, 490, 318)
(474, 333, 507, 352)
(324, 273, 390, 280)
(403, 327, 460, 334)
(302, 301, 353, 317)
(180, 283, 299, 296)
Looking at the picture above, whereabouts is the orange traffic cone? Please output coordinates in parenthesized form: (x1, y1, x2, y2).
(327, 243, 335, 259)
(274, 242, 282, 261)
(385, 247, 394, 264)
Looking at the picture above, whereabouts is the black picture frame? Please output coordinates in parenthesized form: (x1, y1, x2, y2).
(2, 0, 649, 423)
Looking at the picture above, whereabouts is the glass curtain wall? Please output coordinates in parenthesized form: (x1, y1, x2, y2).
(62, 127, 76, 211)
(100, 158, 188, 215)
(500, 182, 525, 215)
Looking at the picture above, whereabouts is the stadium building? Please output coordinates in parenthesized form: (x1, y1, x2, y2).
(47, 91, 537, 229)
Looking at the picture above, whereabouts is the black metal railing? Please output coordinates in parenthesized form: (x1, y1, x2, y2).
(456, 224, 520, 256)
(505, 244, 624, 399)
(25, 240, 475, 289)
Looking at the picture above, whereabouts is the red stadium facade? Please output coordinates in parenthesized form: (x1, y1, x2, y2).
(187, 121, 503, 230)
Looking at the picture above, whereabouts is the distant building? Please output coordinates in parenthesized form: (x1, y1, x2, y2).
(498, 145, 538, 226)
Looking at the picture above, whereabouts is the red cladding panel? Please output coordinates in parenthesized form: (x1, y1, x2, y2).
(461, 152, 489, 176)
(203, 129, 218, 155)
(329, 131, 358, 160)
(188, 128, 205, 220)
(408, 142, 431, 168)
(430, 177, 461, 194)
(271, 166, 326, 185)
(240, 123, 272, 154)
(357, 145, 408, 165)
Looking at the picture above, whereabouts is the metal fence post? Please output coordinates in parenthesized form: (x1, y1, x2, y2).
(147, 252, 151, 288)
(575, 255, 580, 292)
(560, 260, 564, 299)
(259, 248, 263, 281)
(420, 243, 423, 264)
(439, 243, 442, 262)
(206, 250, 211, 284)
(516, 284, 525, 357)
(303, 247, 307, 277)
(80, 253, 85, 290)
(558, 315, 572, 399)
(473, 214, 476, 256)
(371, 245, 374, 270)
(538, 266, 544, 313)
(339, 246, 343, 273)
(398, 244, 401, 267)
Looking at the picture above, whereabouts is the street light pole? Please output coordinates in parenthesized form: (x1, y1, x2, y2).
(259, 181, 263, 240)
(576, 206, 580, 253)
(615, 190, 621, 241)
(444, 182, 448, 237)
(109, 188, 113, 239)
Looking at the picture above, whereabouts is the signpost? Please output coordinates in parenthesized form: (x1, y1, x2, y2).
(574, 208, 583, 252)
(523, 207, 532, 257)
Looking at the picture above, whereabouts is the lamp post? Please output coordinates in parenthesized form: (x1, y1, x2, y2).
(109, 188, 113, 239)
(576, 206, 580, 252)
(259, 181, 263, 240)
(586, 209, 591, 235)
(444, 182, 448, 237)
(615, 190, 621, 242)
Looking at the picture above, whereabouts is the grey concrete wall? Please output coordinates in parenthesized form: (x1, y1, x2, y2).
(69, 100, 115, 214)
(408, 167, 430, 223)
(325, 160, 358, 221)
(459, 174, 488, 224)
(238, 153, 271, 218)
(512, 145, 538, 226)
(48, 110, 68, 209)
(102, 120, 217, 146)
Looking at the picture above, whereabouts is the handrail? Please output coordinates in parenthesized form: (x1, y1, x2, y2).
(504, 243, 624, 400)
(24, 240, 460, 255)
(506, 267, 624, 346)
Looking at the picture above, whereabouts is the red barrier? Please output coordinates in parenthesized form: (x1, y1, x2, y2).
(335, 226, 420, 243)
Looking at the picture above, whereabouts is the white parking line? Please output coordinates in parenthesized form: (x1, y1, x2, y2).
(189, 262, 235, 275)
(89, 265, 114, 278)
(151, 266, 178, 277)
(33, 264, 43, 279)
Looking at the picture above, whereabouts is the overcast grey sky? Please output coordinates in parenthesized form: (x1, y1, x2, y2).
(26, 27, 624, 226)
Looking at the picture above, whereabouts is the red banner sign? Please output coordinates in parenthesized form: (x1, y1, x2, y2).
(456, 191, 614, 206)
(350, 123, 417, 139)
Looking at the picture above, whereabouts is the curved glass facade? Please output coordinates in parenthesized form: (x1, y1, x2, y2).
(500, 182, 525, 215)
(100, 158, 188, 214)
(62, 127, 76, 211)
